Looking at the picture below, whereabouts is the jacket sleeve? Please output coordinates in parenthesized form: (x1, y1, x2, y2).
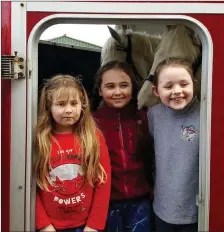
(147, 108, 154, 136)
(139, 110, 155, 190)
(86, 130, 111, 230)
(36, 190, 51, 230)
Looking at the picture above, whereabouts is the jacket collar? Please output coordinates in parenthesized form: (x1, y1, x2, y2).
(161, 96, 199, 118)
(96, 101, 137, 119)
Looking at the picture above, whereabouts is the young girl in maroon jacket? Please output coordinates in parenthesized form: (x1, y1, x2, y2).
(92, 61, 154, 232)
(34, 74, 111, 232)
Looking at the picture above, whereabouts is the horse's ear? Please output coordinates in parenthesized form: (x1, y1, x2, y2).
(185, 27, 201, 46)
(166, 24, 178, 31)
(108, 26, 122, 44)
(122, 25, 127, 30)
(115, 25, 126, 34)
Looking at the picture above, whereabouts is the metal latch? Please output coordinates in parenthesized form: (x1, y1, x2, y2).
(1, 52, 25, 79)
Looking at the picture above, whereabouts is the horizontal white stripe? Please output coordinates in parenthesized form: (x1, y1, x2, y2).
(27, 2, 224, 14)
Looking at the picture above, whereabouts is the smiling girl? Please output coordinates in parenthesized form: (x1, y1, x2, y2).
(148, 57, 200, 232)
(92, 61, 154, 232)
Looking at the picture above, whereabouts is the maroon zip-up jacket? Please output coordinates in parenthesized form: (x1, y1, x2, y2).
(93, 102, 152, 200)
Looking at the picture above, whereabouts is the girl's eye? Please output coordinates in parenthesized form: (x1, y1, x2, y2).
(58, 102, 65, 107)
(106, 85, 114, 89)
(181, 83, 188, 87)
(164, 86, 172, 89)
(120, 84, 128, 88)
(71, 101, 78, 106)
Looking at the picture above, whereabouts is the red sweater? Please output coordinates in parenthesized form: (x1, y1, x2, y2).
(36, 130, 111, 230)
(93, 103, 152, 200)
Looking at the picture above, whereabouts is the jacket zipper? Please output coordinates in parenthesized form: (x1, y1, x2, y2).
(118, 113, 125, 150)
(118, 113, 128, 195)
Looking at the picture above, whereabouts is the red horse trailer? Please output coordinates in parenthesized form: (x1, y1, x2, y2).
(1, 1, 224, 231)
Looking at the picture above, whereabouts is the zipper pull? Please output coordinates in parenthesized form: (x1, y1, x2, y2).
(117, 113, 121, 130)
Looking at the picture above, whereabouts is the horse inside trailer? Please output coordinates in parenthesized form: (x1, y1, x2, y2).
(101, 25, 202, 109)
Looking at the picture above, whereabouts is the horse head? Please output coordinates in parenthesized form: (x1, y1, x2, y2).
(138, 25, 202, 109)
(101, 26, 162, 84)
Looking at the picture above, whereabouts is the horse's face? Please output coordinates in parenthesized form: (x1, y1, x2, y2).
(165, 25, 201, 58)
(101, 27, 128, 66)
(150, 25, 201, 75)
(101, 26, 161, 80)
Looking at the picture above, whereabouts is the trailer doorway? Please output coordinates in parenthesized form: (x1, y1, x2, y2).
(38, 25, 111, 99)
(38, 40, 101, 98)
(37, 22, 166, 100)
(27, 17, 212, 232)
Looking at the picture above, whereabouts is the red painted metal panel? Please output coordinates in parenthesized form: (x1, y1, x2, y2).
(189, 14, 224, 232)
(1, 2, 11, 231)
(26, 9, 224, 231)
(27, 12, 54, 39)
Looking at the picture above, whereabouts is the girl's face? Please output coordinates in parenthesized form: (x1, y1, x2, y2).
(153, 66, 194, 110)
(51, 88, 82, 133)
(99, 68, 132, 108)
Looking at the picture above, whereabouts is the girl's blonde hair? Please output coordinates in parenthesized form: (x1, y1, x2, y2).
(34, 74, 106, 190)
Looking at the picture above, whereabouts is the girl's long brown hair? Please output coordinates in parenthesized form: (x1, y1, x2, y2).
(34, 74, 106, 190)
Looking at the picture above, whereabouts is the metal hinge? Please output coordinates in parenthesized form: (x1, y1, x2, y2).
(1, 52, 25, 79)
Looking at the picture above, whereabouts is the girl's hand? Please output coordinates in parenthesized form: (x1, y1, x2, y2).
(83, 226, 97, 231)
(40, 224, 56, 232)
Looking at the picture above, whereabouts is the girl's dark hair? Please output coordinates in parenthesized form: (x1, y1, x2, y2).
(91, 60, 140, 111)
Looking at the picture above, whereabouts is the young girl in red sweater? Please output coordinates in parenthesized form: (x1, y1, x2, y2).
(34, 74, 111, 232)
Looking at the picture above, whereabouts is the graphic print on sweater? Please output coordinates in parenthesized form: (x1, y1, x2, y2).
(49, 148, 88, 212)
(181, 125, 199, 142)
(50, 163, 85, 196)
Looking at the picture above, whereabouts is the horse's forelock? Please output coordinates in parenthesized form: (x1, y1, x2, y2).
(130, 32, 162, 63)
(155, 25, 201, 63)
(101, 29, 162, 76)
(126, 30, 162, 77)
